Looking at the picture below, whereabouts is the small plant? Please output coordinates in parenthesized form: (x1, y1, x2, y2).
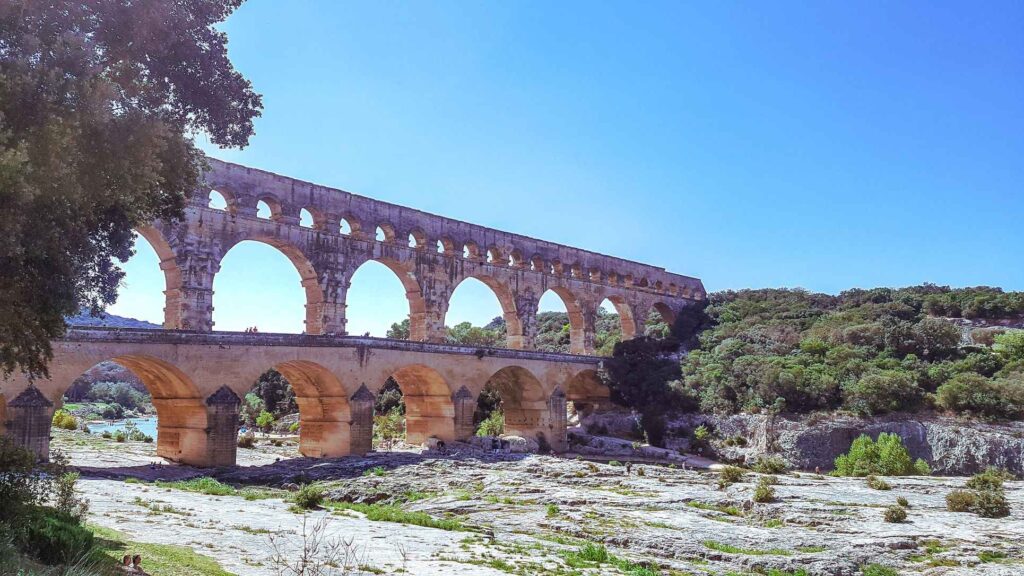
(718, 465, 746, 488)
(112, 429, 127, 442)
(973, 490, 1010, 519)
(54, 472, 89, 521)
(866, 475, 891, 490)
(752, 477, 776, 503)
(913, 458, 931, 475)
(475, 410, 505, 437)
(608, 460, 623, 467)
(693, 425, 710, 441)
(896, 496, 909, 508)
(288, 421, 301, 433)
(237, 432, 256, 448)
(833, 433, 926, 477)
(861, 565, 899, 576)
(883, 505, 906, 523)
(751, 456, 787, 474)
(945, 489, 976, 512)
(292, 483, 326, 510)
(636, 466, 645, 476)
(363, 466, 386, 477)
(52, 409, 79, 431)
(966, 467, 1012, 491)
(546, 503, 560, 518)
(101, 430, 112, 439)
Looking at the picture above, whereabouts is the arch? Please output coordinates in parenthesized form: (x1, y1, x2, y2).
(385, 364, 456, 444)
(529, 254, 544, 272)
(446, 276, 522, 348)
(550, 260, 564, 276)
(570, 262, 583, 279)
(539, 287, 587, 355)
(299, 208, 319, 229)
(134, 226, 184, 329)
(347, 258, 427, 339)
(565, 369, 610, 421)
(256, 196, 282, 220)
(375, 223, 395, 243)
(601, 295, 638, 341)
(339, 216, 360, 236)
(486, 245, 503, 264)
(508, 249, 524, 268)
(483, 366, 549, 443)
(463, 241, 481, 260)
(589, 268, 602, 282)
(408, 229, 426, 249)
(213, 238, 325, 334)
(273, 361, 351, 457)
(437, 237, 454, 254)
(208, 189, 231, 212)
(652, 302, 677, 326)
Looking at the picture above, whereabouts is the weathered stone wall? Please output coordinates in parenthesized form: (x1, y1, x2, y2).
(144, 157, 706, 354)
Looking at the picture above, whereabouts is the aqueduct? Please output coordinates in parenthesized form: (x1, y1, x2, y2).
(1, 158, 705, 466)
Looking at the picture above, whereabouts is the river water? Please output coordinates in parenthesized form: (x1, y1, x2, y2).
(88, 416, 158, 438)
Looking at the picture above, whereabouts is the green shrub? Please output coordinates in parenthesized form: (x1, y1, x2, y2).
(112, 430, 127, 442)
(833, 433, 922, 476)
(752, 478, 776, 503)
(861, 564, 899, 576)
(52, 409, 78, 431)
(22, 506, 94, 565)
(896, 496, 909, 508)
(883, 505, 906, 523)
(966, 467, 1012, 491)
(945, 489, 976, 512)
(913, 458, 931, 475)
(288, 421, 301, 433)
(255, 410, 275, 432)
(973, 490, 1010, 519)
(843, 371, 923, 415)
(373, 407, 406, 450)
(866, 475, 891, 490)
(718, 465, 746, 488)
(100, 430, 112, 439)
(546, 503, 560, 517)
(694, 425, 710, 441)
(291, 484, 325, 510)
(751, 456, 787, 474)
(54, 472, 88, 521)
(935, 373, 1024, 419)
(475, 410, 505, 437)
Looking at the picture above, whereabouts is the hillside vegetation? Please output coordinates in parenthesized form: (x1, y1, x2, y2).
(679, 285, 1024, 419)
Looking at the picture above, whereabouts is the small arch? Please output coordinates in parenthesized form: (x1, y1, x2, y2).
(437, 237, 454, 254)
(463, 241, 480, 260)
(256, 199, 275, 219)
(655, 280, 664, 291)
(375, 223, 395, 243)
(638, 277, 649, 288)
(408, 229, 426, 249)
(550, 260, 563, 276)
(486, 245, 503, 265)
(623, 274, 634, 287)
(208, 190, 231, 212)
(570, 263, 583, 279)
(589, 268, 602, 282)
(529, 254, 544, 272)
(668, 283, 678, 296)
(508, 249, 524, 268)
(607, 271, 619, 285)
(339, 217, 353, 235)
(299, 208, 316, 229)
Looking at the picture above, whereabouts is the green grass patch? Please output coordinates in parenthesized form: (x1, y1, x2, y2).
(687, 501, 744, 517)
(153, 477, 237, 496)
(703, 540, 791, 556)
(327, 501, 466, 531)
(89, 525, 235, 576)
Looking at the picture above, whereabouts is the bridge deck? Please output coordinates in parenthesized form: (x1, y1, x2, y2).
(62, 327, 604, 365)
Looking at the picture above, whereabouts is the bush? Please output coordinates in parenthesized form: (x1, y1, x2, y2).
(288, 421, 301, 433)
(292, 484, 325, 510)
(833, 433, 922, 477)
(112, 430, 127, 442)
(861, 565, 898, 576)
(866, 475, 891, 491)
(913, 459, 931, 476)
(54, 473, 88, 521)
(476, 410, 505, 437)
(237, 432, 256, 448)
(842, 371, 923, 415)
(896, 496, 909, 508)
(966, 468, 1012, 491)
(751, 456, 787, 474)
(945, 489, 976, 512)
(373, 407, 406, 450)
(994, 330, 1024, 361)
(883, 505, 906, 523)
(973, 490, 1010, 519)
(718, 465, 746, 488)
(935, 373, 1024, 419)
(52, 409, 78, 431)
(255, 410, 275, 432)
(21, 507, 95, 565)
(752, 478, 776, 503)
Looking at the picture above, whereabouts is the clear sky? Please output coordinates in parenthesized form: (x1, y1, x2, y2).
(109, 0, 1024, 334)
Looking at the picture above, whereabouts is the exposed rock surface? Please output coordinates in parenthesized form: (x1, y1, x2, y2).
(583, 411, 1024, 475)
(56, 429, 1024, 576)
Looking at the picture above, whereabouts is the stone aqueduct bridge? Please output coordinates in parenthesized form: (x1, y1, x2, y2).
(0, 158, 706, 467)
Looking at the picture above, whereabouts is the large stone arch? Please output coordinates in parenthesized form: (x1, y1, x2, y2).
(651, 301, 678, 327)
(565, 369, 611, 420)
(135, 226, 184, 330)
(541, 287, 588, 354)
(273, 360, 351, 457)
(484, 366, 560, 448)
(600, 294, 639, 340)
(447, 275, 523, 348)
(385, 364, 456, 444)
(347, 257, 427, 340)
(213, 237, 326, 334)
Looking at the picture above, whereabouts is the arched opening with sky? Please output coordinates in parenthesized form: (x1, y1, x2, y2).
(345, 260, 414, 338)
(212, 241, 306, 333)
(444, 277, 510, 347)
(105, 233, 169, 327)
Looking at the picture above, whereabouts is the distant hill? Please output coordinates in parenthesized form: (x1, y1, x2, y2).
(66, 309, 160, 329)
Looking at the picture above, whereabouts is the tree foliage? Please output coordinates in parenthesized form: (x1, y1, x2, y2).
(0, 0, 261, 378)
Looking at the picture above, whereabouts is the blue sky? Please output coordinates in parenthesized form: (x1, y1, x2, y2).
(109, 0, 1024, 334)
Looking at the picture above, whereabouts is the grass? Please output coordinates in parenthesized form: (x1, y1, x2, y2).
(702, 540, 792, 556)
(686, 501, 744, 517)
(561, 542, 660, 576)
(327, 501, 467, 531)
(89, 525, 235, 576)
(860, 565, 898, 576)
(154, 477, 237, 496)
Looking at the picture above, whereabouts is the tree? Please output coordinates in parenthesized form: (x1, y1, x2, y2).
(255, 410, 275, 433)
(0, 1, 262, 378)
(599, 336, 684, 447)
(251, 369, 296, 417)
(386, 319, 410, 340)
